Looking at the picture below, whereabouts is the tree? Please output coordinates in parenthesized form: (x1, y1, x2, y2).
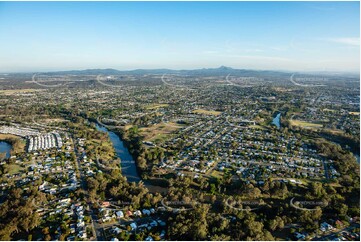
(210, 183, 217, 194)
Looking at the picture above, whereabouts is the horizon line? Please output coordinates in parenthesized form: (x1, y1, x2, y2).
(1, 66, 360, 75)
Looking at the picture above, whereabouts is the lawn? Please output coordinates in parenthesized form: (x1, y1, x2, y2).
(193, 109, 222, 116)
(289, 120, 323, 129)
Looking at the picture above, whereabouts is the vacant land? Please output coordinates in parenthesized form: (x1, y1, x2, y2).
(349, 112, 360, 115)
(43, 118, 68, 124)
(0, 89, 43, 95)
(193, 109, 222, 116)
(140, 122, 184, 142)
(289, 120, 323, 129)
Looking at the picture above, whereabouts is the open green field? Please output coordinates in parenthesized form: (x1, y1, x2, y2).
(289, 120, 323, 129)
(193, 109, 222, 116)
(145, 103, 169, 110)
(7, 163, 23, 175)
(140, 122, 184, 142)
(210, 170, 223, 179)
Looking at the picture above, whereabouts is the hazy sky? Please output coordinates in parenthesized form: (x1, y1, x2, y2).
(0, 1, 359, 72)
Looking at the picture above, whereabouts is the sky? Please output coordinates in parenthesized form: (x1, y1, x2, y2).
(0, 1, 359, 73)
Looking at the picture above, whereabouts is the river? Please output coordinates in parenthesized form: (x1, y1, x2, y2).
(0, 141, 12, 159)
(94, 123, 141, 183)
(94, 123, 167, 193)
(272, 113, 281, 128)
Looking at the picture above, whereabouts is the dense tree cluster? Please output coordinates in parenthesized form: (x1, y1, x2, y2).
(0, 187, 46, 240)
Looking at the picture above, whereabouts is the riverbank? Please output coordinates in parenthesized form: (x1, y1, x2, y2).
(0, 134, 25, 155)
(92, 121, 168, 193)
(0, 141, 11, 159)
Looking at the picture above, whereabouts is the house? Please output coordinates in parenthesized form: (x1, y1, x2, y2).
(102, 216, 112, 223)
(142, 209, 151, 216)
(116, 211, 124, 218)
(321, 222, 333, 231)
(112, 227, 122, 234)
(157, 219, 166, 226)
(76, 205, 84, 211)
(149, 220, 158, 227)
(130, 222, 137, 230)
(145, 236, 153, 241)
(101, 201, 110, 207)
(77, 221, 85, 227)
(335, 220, 344, 228)
(134, 210, 142, 217)
(294, 232, 306, 240)
(67, 236, 75, 241)
(78, 232, 87, 239)
(138, 223, 149, 229)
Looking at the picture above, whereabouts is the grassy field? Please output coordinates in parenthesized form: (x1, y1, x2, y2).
(193, 109, 222, 116)
(323, 108, 336, 112)
(7, 163, 23, 175)
(289, 120, 323, 129)
(140, 122, 185, 142)
(145, 103, 169, 110)
(42, 118, 68, 124)
(323, 128, 344, 135)
(0, 134, 20, 140)
(249, 124, 267, 130)
(124, 124, 133, 130)
(210, 170, 223, 179)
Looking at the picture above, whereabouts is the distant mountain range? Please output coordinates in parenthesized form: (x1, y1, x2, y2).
(43, 66, 292, 77)
(41, 66, 359, 78)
